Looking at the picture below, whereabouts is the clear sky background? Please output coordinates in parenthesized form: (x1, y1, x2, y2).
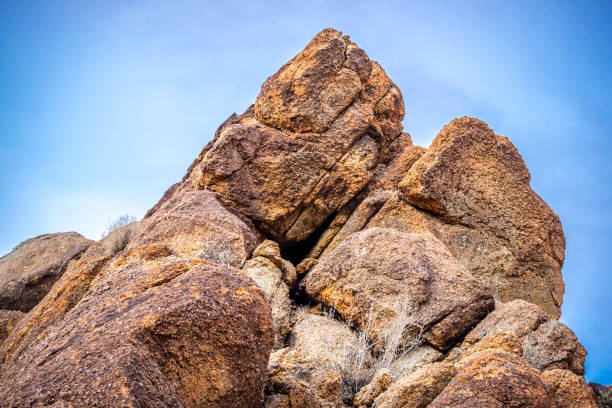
(1, 0, 610, 383)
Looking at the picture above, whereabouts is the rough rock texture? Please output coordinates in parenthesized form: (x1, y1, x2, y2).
(541, 369, 598, 408)
(0, 232, 92, 311)
(289, 311, 369, 369)
(304, 228, 494, 350)
(389, 345, 443, 380)
(353, 368, 394, 407)
(429, 350, 554, 407)
(266, 347, 345, 408)
(0, 309, 23, 345)
(0, 249, 274, 407)
(458, 331, 523, 361)
(522, 319, 587, 375)
(399, 117, 565, 317)
(457, 299, 586, 375)
(133, 187, 258, 268)
(591, 383, 612, 408)
(242, 241, 294, 349)
(194, 28, 404, 243)
(372, 362, 455, 408)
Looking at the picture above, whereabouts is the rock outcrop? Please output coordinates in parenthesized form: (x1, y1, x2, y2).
(193, 28, 404, 243)
(304, 227, 494, 351)
(0, 28, 595, 408)
(0, 232, 92, 311)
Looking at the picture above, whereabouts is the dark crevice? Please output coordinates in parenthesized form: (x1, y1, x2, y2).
(280, 210, 337, 266)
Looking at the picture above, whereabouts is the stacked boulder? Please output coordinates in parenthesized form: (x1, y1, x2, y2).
(0, 28, 602, 407)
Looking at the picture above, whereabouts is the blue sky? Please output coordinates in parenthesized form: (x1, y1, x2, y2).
(1, 1, 610, 383)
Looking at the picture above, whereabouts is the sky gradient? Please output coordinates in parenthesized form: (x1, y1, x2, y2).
(1, 1, 611, 383)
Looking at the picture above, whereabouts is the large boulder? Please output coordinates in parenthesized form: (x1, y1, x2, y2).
(304, 228, 494, 351)
(0, 185, 273, 407)
(541, 369, 598, 408)
(372, 362, 456, 408)
(399, 117, 565, 317)
(0, 232, 92, 311)
(429, 349, 554, 407)
(0, 248, 274, 407)
(192, 28, 405, 243)
(456, 299, 586, 375)
(133, 187, 258, 268)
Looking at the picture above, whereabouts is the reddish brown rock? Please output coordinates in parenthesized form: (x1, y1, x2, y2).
(304, 228, 494, 351)
(0, 249, 274, 408)
(0, 309, 23, 346)
(0, 232, 92, 311)
(133, 186, 258, 268)
(522, 319, 587, 375)
(399, 117, 565, 317)
(456, 299, 586, 375)
(429, 350, 554, 407)
(193, 29, 404, 243)
(541, 369, 598, 408)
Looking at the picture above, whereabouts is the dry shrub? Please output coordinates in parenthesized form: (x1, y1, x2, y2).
(320, 302, 425, 403)
(102, 215, 139, 255)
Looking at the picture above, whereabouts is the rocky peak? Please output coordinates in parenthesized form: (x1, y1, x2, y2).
(0, 29, 600, 408)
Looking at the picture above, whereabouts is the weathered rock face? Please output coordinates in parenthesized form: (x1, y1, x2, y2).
(0, 309, 23, 346)
(0, 232, 92, 311)
(193, 28, 404, 243)
(242, 240, 294, 349)
(541, 369, 598, 408)
(399, 117, 565, 317)
(304, 228, 494, 351)
(456, 299, 586, 375)
(430, 349, 554, 407)
(373, 362, 456, 408)
(0, 249, 274, 407)
(134, 186, 258, 268)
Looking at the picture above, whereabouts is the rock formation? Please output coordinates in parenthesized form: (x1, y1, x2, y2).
(0, 28, 603, 407)
(0, 232, 92, 311)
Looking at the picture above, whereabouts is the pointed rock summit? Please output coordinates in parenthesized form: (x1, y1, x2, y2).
(0, 28, 598, 408)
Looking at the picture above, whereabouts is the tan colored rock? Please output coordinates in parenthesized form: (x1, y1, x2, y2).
(267, 348, 345, 408)
(541, 369, 598, 408)
(133, 186, 258, 268)
(0, 249, 274, 408)
(242, 251, 292, 349)
(389, 345, 443, 379)
(430, 349, 554, 407)
(0, 232, 92, 311)
(194, 29, 404, 243)
(353, 368, 394, 407)
(290, 310, 370, 370)
(399, 117, 565, 317)
(461, 299, 549, 347)
(372, 362, 455, 408)
(459, 331, 523, 361)
(304, 228, 494, 351)
(0, 309, 23, 346)
(523, 319, 586, 375)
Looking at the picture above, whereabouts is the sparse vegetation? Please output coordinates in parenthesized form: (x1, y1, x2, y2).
(320, 302, 425, 403)
(102, 215, 138, 255)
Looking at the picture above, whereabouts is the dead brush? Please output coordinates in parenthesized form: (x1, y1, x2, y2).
(321, 301, 425, 403)
(102, 215, 138, 255)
